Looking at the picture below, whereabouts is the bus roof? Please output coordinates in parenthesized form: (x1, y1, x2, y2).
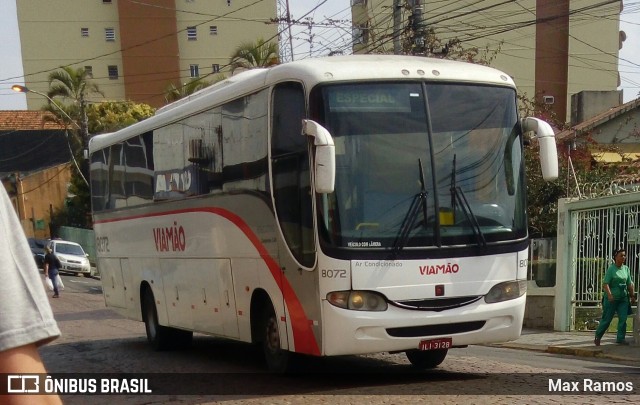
(89, 55, 516, 153)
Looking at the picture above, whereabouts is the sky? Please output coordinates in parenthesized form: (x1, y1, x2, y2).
(0, 0, 639, 110)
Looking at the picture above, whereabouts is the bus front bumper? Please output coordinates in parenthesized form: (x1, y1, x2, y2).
(320, 295, 525, 356)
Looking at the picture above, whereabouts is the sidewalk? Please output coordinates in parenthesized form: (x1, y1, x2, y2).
(487, 328, 640, 362)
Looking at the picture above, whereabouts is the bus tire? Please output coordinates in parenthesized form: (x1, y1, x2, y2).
(262, 303, 293, 373)
(143, 290, 175, 351)
(405, 349, 448, 369)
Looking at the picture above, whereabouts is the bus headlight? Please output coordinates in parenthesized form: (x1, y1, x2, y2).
(327, 291, 388, 311)
(484, 280, 527, 303)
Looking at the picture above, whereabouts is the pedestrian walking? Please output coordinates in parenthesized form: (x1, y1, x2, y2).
(0, 185, 62, 404)
(594, 248, 637, 346)
(43, 246, 61, 298)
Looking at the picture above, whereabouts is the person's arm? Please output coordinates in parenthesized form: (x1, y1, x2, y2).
(602, 265, 616, 302)
(629, 275, 637, 304)
(0, 344, 62, 404)
(603, 283, 614, 302)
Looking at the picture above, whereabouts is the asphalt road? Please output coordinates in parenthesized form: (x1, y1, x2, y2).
(37, 274, 640, 405)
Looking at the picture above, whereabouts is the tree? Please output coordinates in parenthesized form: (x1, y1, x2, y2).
(46, 66, 103, 152)
(87, 100, 155, 134)
(164, 78, 214, 103)
(229, 38, 279, 72)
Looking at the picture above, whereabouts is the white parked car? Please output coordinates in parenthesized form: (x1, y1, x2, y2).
(47, 239, 92, 276)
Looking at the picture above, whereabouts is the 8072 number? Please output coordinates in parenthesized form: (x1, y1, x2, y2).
(321, 269, 347, 278)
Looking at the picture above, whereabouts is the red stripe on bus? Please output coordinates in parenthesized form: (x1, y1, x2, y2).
(94, 207, 321, 356)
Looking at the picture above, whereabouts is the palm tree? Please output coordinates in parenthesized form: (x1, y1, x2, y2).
(46, 66, 103, 150)
(229, 38, 279, 73)
(164, 78, 212, 103)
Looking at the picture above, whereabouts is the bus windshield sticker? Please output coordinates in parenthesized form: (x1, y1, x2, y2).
(328, 86, 412, 113)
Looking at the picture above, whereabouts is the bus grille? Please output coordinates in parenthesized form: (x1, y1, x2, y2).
(390, 296, 482, 311)
(386, 320, 486, 338)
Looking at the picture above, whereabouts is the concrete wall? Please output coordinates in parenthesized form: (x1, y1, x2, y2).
(10, 163, 72, 239)
(524, 295, 555, 329)
(571, 90, 624, 125)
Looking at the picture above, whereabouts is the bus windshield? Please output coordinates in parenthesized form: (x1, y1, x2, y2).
(314, 82, 526, 250)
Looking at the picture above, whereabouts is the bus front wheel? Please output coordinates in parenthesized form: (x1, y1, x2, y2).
(262, 304, 293, 373)
(405, 349, 448, 369)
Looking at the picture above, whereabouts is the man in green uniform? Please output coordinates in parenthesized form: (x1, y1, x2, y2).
(594, 248, 637, 345)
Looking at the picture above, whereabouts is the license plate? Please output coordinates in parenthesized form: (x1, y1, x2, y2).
(418, 338, 452, 350)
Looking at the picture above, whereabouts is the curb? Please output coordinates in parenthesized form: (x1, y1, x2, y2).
(486, 341, 639, 363)
(546, 345, 637, 362)
(546, 346, 602, 358)
(485, 342, 548, 352)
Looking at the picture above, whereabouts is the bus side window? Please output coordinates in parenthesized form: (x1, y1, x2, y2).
(271, 82, 315, 267)
(90, 148, 109, 211)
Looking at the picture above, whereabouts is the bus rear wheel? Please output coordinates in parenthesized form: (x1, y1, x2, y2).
(142, 290, 192, 350)
(405, 349, 448, 369)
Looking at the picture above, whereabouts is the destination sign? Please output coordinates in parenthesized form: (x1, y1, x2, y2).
(327, 85, 414, 113)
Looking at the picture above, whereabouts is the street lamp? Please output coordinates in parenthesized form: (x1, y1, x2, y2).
(11, 84, 89, 186)
(11, 85, 81, 129)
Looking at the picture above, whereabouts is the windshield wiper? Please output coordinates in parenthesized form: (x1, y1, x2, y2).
(392, 159, 429, 258)
(451, 154, 486, 247)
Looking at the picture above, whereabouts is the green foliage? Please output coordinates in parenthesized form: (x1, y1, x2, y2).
(87, 101, 155, 134)
(50, 164, 91, 231)
(45, 66, 104, 151)
(229, 38, 279, 72)
(47, 66, 102, 102)
(164, 78, 214, 103)
(524, 134, 619, 238)
(524, 141, 564, 238)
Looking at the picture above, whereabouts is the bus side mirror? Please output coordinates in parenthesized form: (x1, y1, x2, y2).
(522, 117, 558, 181)
(302, 119, 335, 194)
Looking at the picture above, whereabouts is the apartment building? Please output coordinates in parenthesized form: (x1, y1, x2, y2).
(352, 0, 624, 123)
(16, 0, 277, 108)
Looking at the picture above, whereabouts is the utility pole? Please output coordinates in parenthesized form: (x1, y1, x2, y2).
(276, 0, 294, 62)
(393, 0, 402, 54)
(285, 0, 294, 61)
(411, 0, 426, 55)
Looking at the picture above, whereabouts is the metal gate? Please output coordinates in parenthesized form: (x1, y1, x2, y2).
(568, 199, 640, 330)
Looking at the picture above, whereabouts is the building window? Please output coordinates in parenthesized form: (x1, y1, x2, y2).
(85, 66, 93, 78)
(108, 65, 119, 79)
(209, 26, 218, 35)
(190, 64, 199, 78)
(212, 64, 220, 73)
(105, 28, 116, 42)
(103, 0, 112, 3)
(187, 26, 197, 40)
(81, 28, 89, 37)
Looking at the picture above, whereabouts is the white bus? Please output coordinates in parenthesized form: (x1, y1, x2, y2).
(89, 55, 558, 372)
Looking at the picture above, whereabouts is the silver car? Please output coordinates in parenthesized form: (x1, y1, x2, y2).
(47, 240, 92, 276)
